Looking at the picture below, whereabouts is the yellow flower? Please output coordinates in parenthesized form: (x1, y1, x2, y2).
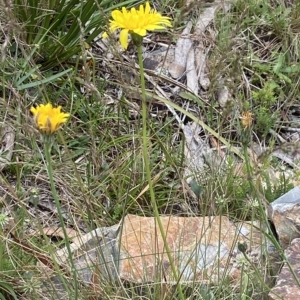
(30, 103, 70, 134)
(240, 111, 253, 129)
(105, 1, 172, 49)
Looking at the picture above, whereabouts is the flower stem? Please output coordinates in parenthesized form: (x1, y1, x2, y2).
(136, 44, 184, 299)
(43, 139, 78, 299)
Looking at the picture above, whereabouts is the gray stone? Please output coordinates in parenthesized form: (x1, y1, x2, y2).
(272, 186, 300, 207)
(270, 186, 300, 248)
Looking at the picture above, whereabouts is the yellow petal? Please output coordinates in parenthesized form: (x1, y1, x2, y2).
(144, 25, 164, 31)
(139, 3, 144, 14)
(110, 22, 121, 32)
(133, 28, 147, 36)
(112, 10, 123, 21)
(130, 7, 137, 16)
(30, 106, 37, 115)
(119, 29, 129, 49)
(145, 2, 151, 14)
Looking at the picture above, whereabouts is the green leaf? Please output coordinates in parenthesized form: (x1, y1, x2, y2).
(273, 53, 285, 74)
(179, 91, 200, 102)
(0, 282, 18, 300)
(15, 65, 41, 86)
(277, 72, 291, 84)
(16, 68, 73, 90)
(281, 64, 300, 74)
(190, 179, 204, 198)
(179, 91, 205, 108)
(0, 293, 6, 300)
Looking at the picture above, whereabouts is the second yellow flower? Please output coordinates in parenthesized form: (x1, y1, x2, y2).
(30, 103, 70, 134)
(106, 1, 172, 49)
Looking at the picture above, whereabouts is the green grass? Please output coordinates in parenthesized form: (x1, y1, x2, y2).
(0, 0, 299, 299)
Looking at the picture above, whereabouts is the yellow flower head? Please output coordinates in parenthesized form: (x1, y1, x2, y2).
(30, 103, 70, 134)
(106, 1, 172, 49)
(240, 111, 253, 129)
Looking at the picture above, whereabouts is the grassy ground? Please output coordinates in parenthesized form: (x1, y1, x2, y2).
(0, 0, 299, 299)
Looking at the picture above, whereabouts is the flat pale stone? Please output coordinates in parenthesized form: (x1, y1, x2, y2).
(38, 214, 280, 298)
(118, 214, 262, 284)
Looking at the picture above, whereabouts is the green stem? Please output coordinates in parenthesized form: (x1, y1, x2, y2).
(136, 44, 184, 299)
(44, 139, 78, 299)
(0, 229, 3, 272)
